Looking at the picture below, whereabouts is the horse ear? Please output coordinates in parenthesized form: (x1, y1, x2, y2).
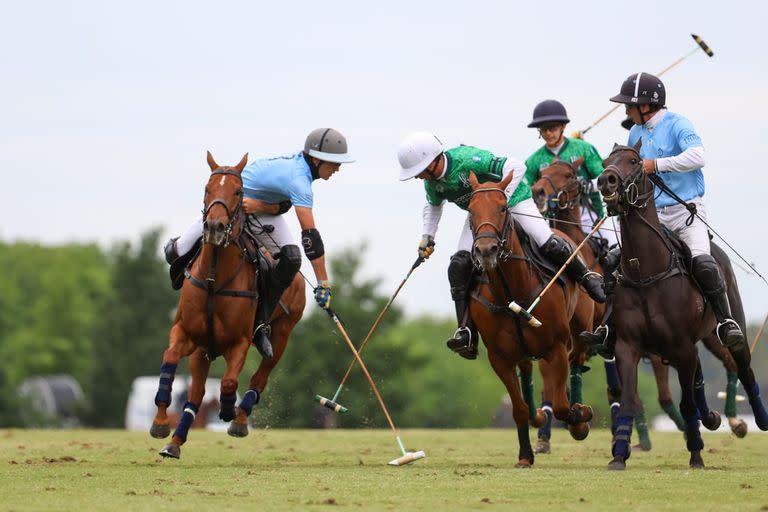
(633, 138, 643, 151)
(572, 156, 584, 169)
(468, 171, 479, 189)
(499, 170, 514, 190)
(612, 143, 620, 152)
(206, 151, 219, 171)
(234, 153, 248, 172)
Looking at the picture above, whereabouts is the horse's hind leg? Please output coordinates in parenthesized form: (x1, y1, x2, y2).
(160, 348, 211, 459)
(649, 355, 685, 431)
(700, 334, 748, 437)
(151, 322, 195, 440)
(608, 338, 640, 471)
(487, 352, 534, 468)
(541, 343, 592, 442)
(692, 356, 722, 431)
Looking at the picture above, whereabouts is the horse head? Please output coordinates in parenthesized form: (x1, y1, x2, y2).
(468, 170, 514, 270)
(531, 157, 584, 215)
(598, 139, 652, 216)
(202, 151, 248, 247)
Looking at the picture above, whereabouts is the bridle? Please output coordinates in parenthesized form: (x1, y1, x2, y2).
(470, 187, 512, 256)
(600, 146, 655, 215)
(201, 169, 244, 247)
(538, 161, 583, 213)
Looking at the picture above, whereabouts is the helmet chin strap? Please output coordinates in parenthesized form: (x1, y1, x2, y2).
(303, 152, 321, 180)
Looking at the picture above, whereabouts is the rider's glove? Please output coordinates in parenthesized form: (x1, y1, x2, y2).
(418, 235, 435, 259)
(314, 280, 332, 310)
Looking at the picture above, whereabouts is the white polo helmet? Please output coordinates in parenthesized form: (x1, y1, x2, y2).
(397, 132, 444, 181)
(304, 128, 355, 164)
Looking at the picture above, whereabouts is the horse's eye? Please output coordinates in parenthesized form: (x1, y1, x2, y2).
(630, 159, 637, 165)
(235, 189, 242, 196)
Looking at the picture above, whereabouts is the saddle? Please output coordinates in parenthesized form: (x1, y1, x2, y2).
(512, 220, 567, 289)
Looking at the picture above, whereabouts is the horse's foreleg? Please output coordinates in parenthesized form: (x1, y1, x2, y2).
(487, 350, 533, 468)
(604, 358, 621, 435)
(609, 338, 640, 470)
(219, 339, 250, 423)
(517, 360, 545, 428)
(692, 356, 721, 431)
(151, 323, 195, 440)
(676, 354, 705, 468)
(161, 348, 211, 459)
(649, 355, 685, 431)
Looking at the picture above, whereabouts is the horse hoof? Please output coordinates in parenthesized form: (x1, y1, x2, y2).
(159, 443, 180, 459)
(150, 423, 171, 439)
(531, 409, 546, 428)
(728, 417, 748, 438)
(632, 442, 651, 452)
(569, 422, 590, 441)
(576, 404, 594, 422)
(514, 459, 533, 468)
(227, 421, 249, 438)
(702, 411, 721, 431)
(607, 457, 626, 471)
(533, 438, 550, 454)
(689, 452, 705, 469)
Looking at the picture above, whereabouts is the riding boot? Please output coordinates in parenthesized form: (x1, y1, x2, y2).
(580, 244, 620, 358)
(164, 237, 180, 264)
(445, 251, 479, 360)
(541, 235, 606, 303)
(252, 245, 302, 360)
(692, 254, 745, 350)
(165, 236, 203, 290)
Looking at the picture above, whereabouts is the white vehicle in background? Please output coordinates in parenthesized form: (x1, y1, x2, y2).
(125, 376, 238, 432)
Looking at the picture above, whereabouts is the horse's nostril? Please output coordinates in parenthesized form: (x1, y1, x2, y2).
(608, 175, 618, 185)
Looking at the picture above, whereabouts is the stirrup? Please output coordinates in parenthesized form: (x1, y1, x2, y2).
(252, 323, 274, 360)
(715, 319, 745, 349)
(446, 327, 477, 360)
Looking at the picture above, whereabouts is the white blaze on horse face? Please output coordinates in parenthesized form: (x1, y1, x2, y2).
(219, 175, 226, 187)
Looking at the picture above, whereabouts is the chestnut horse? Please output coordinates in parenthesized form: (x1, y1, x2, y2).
(598, 142, 768, 470)
(531, 160, 749, 448)
(467, 171, 593, 468)
(150, 152, 305, 458)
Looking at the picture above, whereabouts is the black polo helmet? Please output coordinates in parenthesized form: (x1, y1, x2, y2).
(527, 99, 570, 128)
(610, 72, 666, 107)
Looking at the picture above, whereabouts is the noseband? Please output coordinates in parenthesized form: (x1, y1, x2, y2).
(601, 147, 654, 214)
(202, 169, 244, 247)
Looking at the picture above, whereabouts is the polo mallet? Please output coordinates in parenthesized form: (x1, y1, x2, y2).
(578, 33, 715, 136)
(316, 253, 428, 414)
(324, 308, 426, 466)
(508, 217, 607, 327)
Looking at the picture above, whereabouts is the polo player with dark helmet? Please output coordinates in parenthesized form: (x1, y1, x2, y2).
(164, 128, 354, 360)
(581, 73, 745, 355)
(397, 132, 606, 360)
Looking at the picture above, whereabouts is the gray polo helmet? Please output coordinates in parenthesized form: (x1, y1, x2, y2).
(527, 100, 570, 128)
(304, 128, 355, 164)
(610, 72, 666, 107)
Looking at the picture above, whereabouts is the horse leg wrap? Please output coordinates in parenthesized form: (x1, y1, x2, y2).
(519, 370, 536, 422)
(634, 412, 651, 450)
(612, 416, 633, 460)
(747, 382, 768, 430)
(661, 400, 686, 431)
(537, 401, 553, 440)
(694, 373, 711, 419)
(604, 359, 621, 395)
(724, 372, 738, 418)
(684, 417, 704, 452)
(172, 401, 199, 443)
(238, 389, 261, 417)
(154, 362, 178, 406)
(569, 365, 583, 407)
(219, 393, 237, 422)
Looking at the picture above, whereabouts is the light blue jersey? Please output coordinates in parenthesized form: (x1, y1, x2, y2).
(242, 152, 314, 208)
(628, 111, 704, 208)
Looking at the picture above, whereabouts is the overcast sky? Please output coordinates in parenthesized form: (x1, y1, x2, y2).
(3, 0, 767, 323)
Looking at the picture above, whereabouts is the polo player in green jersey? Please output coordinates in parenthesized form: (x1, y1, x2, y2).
(397, 132, 606, 360)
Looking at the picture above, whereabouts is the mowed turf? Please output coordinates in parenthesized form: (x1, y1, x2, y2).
(1, 428, 767, 511)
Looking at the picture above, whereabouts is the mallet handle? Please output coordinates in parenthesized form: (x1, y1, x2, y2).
(750, 312, 768, 354)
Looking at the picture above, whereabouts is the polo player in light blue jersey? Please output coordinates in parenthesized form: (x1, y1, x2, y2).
(164, 128, 354, 359)
(581, 73, 745, 355)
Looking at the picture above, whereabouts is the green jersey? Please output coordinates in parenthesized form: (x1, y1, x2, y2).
(524, 137, 605, 217)
(424, 146, 531, 210)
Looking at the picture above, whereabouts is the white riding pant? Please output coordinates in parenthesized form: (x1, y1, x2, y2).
(656, 198, 709, 258)
(580, 205, 620, 248)
(457, 198, 553, 252)
(176, 213, 295, 256)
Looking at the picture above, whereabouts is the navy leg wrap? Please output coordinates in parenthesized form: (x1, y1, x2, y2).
(219, 392, 237, 422)
(538, 400, 553, 440)
(172, 401, 199, 443)
(612, 415, 633, 460)
(154, 362, 178, 406)
(747, 382, 768, 430)
(238, 389, 261, 417)
(604, 359, 620, 391)
(693, 367, 711, 419)
(684, 416, 704, 452)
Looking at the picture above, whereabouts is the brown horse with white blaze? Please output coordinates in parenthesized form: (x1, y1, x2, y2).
(467, 171, 593, 468)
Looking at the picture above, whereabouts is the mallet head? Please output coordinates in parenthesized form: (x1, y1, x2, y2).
(388, 450, 426, 466)
(315, 395, 349, 414)
(691, 34, 714, 57)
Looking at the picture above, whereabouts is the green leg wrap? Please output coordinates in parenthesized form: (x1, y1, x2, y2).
(635, 411, 652, 450)
(661, 401, 686, 431)
(725, 371, 738, 418)
(519, 368, 536, 422)
(569, 365, 583, 406)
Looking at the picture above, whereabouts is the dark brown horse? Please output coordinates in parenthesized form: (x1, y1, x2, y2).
(149, 152, 305, 458)
(597, 142, 768, 470)
(467, 171, 593, 468)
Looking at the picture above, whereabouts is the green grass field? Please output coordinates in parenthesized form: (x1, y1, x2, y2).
(1, 428, 767, 511)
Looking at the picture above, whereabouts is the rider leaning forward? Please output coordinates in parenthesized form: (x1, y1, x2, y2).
(581, 73, 745, 354)
(164, 128, 355, 359)
(397, 132, 606, 360)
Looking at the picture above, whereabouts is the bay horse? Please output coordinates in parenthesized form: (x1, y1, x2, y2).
(597, 141, 768, 470)
(467, 171, 593, 468)
(531, 159, 749, 448)
(149, 152, 305, 458)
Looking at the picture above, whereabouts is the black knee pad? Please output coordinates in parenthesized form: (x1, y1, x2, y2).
(542, 235, 571, 261)
(448, 250, 474, 300)
(692, 254, 724, 294)
(274, 244, 301, 286)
